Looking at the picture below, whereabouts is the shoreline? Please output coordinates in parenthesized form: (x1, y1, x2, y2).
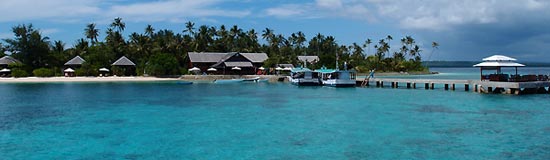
(0, 76, 179, 83)
(0, 72, 435, 83)
(358, 71, 437, 76)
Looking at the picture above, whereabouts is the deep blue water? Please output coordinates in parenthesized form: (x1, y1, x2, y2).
(1, 69, 550, 159)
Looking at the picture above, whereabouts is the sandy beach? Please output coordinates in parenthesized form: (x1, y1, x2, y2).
(0, 76, 179, 83)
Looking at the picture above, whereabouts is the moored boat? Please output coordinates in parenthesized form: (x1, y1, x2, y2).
(288, 68, 322, 86)
(316, 67, 357, 87)
(213, 79, 243, 83)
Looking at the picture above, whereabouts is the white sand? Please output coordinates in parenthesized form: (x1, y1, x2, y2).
(0, 76, 179, 83)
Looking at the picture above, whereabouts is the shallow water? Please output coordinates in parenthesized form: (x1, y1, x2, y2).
(1, 76, 550, 159)
(378, 67, 550, 80)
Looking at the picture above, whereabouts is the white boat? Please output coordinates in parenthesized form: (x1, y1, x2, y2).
(288, 68, 322, 86)
(316, 66, 357, 87)
(213, 79, 243, 83)
(214, 77, 267, 83)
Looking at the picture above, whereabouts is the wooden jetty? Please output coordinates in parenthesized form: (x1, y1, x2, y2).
(358, 78, 550, 95)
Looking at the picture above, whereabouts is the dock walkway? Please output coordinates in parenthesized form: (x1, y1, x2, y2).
(358, 78, 550, 94)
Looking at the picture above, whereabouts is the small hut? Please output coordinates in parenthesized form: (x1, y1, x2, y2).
(0, 56, 22, 77)
(64, 68, 75, 77)
(99, 68, 110, 77)
(473, 55, 525, 81)
(112, 56, 136, 76)
(0, 68, 11, 77)
(0, 56, 21, 68)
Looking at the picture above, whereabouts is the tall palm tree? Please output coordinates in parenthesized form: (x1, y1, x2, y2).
(52, 40, 65, 53)
(110, 17, 125, 32)
(261, 28, 273, 42)
(363, 38, 372, 56)
(385, 35, 393, 57)
(145, 24, 155, 37)
(84, 23, 99, 45)
(184, 21, 195, 36)
(426, 41, 439, 68)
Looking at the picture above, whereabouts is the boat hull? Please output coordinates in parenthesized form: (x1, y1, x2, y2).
(213, 79, 243, 83)
(322, 79, 356, 87)
(289, 77, 322, 86)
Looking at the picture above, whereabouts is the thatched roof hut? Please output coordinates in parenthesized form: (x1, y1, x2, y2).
(0, 56, 21, 67)
(111, 56, 136, 76)
(64, 56, 86, 66)
(112, 56, 136, 66)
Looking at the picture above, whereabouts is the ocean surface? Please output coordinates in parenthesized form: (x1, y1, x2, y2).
(1, 68, 550, 159)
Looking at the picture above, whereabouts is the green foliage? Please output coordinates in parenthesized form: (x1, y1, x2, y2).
(32, 68, 55, 77)
(2, 21, 435, 75)
(11, 68, 29, 77)
(145, 53, 179, 76)
(4, 24, 51, 70)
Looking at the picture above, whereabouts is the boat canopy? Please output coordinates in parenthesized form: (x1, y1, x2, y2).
(290, 68, 312, 72)
(473, 61, 525, 67)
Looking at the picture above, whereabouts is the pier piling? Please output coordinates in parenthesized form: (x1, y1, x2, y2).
(357, 78, 550, 95)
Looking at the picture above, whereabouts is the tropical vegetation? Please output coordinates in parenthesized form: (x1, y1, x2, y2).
(0, 18, 438, 77)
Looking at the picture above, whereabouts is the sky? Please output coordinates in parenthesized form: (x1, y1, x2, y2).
(1, 0, 549, 61)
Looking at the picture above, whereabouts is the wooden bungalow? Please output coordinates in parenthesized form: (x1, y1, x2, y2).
(64, 56, 85, 75)
(188, 52, 268, 75)
(0, 56, 21, 68)
(0, 56, 21, 77)
(112, 56, 136, 76)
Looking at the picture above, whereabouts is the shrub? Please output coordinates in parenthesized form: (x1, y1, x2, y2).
(145, 53, 179, 76)
(11, 68, 29, 78)
(32, 68, 55, 77)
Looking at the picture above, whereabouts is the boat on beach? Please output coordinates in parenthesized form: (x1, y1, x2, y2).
(288, 68, 322, 86)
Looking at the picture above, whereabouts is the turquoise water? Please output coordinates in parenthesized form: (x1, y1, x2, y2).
(378, 67, 550, 80)
(1, 73, 550, 159)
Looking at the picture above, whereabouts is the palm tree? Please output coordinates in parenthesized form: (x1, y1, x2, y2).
(74, 38, 88, 55)
(363, 38, 372, 56)
(52, 40, 65, 53)
(426, 41, 439, 68)
(110, 17, 125, 32)
(145, 24, 155, 37)
(385, 35, 393, 58)
(245, 29, 259, 52)
(84, 23, 99, 45)
(261, 28, 273, 42)
(184, 21, 195, 36)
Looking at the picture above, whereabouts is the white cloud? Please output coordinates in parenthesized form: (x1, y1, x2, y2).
(106, 0, 250, 22)
(40, 28, 60, 35)
(264, 0, 374, 21)
(265, 4, 309, 18)
(265, 0, 550, 31)
(0, 0, 101, 22)
(0, 0, 250, 23)
(370, 0, 550, 31)
(316, 0, 343, 9)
